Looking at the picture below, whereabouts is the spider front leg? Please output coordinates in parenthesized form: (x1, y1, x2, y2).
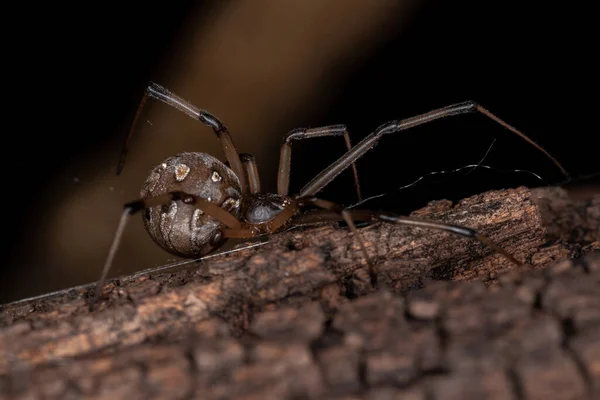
(117, 82, 248, 193)
(277, 125, 362, 201)
(292, 197, 523, 287)
(89, 191, 243, 311)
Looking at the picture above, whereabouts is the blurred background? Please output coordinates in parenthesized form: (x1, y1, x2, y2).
(2, 1, 597, 303)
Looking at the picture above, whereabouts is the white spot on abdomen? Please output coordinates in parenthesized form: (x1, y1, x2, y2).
(175, 164, 190, 181)
(222, 197, 241, 212)
(211, 171, 222, 182)
(191, 208, 204, 230)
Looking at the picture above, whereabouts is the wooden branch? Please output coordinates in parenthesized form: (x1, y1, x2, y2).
(1, 186, 599, 399)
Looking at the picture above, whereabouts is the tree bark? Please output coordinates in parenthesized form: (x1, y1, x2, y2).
(1, 186, 599, 399)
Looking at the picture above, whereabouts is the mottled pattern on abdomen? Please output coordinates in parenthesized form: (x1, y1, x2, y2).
(140, 152, 242, 258)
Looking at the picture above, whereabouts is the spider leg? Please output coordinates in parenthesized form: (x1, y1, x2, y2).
(89, 191, 242, 311)
(240, 153, 261, 194)
(292, 197, 523, 287)
(277, 125, 362, 201)
(117, 82, 248, 194)
(222, 227, 260, 239)
(300, 101, 569, 197)
(300, 197, 377, 285)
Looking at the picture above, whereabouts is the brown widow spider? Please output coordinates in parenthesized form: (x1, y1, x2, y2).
(89, 82, 569, 310)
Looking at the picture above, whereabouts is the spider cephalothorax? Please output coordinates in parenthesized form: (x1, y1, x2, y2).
(89, 82, 568, 310)
(241, 193, 294, 225)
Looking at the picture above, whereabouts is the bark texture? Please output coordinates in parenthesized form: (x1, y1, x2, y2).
(1, 186, 599, 399)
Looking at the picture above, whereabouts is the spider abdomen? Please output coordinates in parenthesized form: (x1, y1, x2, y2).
(140, 152, 242, 258)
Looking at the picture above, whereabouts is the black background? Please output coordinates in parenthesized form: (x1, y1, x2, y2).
(2, 1, 597, 302)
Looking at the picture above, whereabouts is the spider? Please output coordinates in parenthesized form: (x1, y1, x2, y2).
(89, 82, 568, 310)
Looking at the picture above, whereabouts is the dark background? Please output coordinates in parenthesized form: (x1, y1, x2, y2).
(2, 1, 597, 303)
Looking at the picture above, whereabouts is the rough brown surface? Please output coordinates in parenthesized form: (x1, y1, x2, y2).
(1, 186, 599, 399)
